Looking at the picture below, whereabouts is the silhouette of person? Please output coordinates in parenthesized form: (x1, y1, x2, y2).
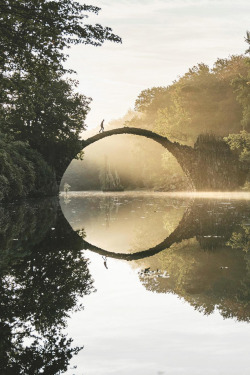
(99, 119, 105, 133)
(102, 256, 108, 269)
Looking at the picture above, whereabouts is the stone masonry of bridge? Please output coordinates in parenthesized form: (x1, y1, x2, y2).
(80, 127, 246, 191)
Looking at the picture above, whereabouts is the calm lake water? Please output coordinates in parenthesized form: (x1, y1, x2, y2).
(1, 191, 250, 374)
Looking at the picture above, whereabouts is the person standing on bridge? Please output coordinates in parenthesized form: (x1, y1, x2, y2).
(99, 119, 105, 133)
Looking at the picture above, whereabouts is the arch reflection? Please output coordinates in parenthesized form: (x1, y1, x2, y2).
(61, 193, 250, 322)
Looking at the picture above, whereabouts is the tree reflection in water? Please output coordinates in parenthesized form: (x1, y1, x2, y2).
(0, 199, 94, 374)
(71, 196, 250, 322)
(135, 201, 250, 322)
(1, 195, 250, 373)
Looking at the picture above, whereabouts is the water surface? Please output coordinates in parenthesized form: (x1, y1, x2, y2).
(60, 191, 250, 375)
(1, 192, 250, 374)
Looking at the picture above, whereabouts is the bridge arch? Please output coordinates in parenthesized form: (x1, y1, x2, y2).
(82, 127, 174, 149)
(62, 126, 243, 192)
(80, 127, 195, 188)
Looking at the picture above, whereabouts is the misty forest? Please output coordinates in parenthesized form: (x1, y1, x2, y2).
(0, 1, 250, 375)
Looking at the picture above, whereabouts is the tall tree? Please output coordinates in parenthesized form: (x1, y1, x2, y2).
(130, 55, 249, 144)
(0, 0, 121, 72)
(1, 65, 91, 178)
(0, 0, 121, 180)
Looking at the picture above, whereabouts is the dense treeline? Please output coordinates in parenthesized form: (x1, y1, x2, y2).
(62, 39, 250, 192)
(130, 54, 250, 142)
(0, 133, 57, 201)
(126, 43, 250, 188)
(0, 0, 121, 201)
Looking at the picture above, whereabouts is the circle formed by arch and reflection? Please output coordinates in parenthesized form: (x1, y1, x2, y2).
(60, 192, 192, 261)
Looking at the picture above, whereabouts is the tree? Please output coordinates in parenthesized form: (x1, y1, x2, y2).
(0, 0, 121, 72)
(130, 55, 249, 144)
(224, 130, 250, 188)
(230, 32, 250, 131)
(0, 0, 121, 183)
(0, 132, 57, 201)
(1, 66, 91, 178)
(135, 87, 170, 114)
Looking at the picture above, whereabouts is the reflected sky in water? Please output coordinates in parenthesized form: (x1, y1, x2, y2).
(60, 192, 188, 253)
(60, 192, 250, 375)
(0, 193, 249, 374)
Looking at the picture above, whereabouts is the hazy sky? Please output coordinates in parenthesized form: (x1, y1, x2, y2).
(66, 0, 250, 129)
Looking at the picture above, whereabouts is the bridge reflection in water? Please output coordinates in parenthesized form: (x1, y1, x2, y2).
(1, 193, 250, 373)
(61, 191, 250, 322)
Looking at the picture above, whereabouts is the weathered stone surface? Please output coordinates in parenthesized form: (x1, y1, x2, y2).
(80, 127, 246, 191)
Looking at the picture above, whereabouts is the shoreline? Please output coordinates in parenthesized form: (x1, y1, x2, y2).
(60, 190, 250, 201)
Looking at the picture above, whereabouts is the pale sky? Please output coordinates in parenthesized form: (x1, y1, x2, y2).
(65, 0, 250, 129)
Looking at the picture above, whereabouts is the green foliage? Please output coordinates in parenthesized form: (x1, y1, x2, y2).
(224, 130, 250, 168)
(231, 63, 250, 130)
(0, 0, 121, 188)
(230, 31, 250, 130)
(135, 87, 170, 114)
(224, 130, 250, 188)
(122, 37, 250, 191)
(130, 55, 249, 144)
(1, 66, 91, 177)
(0, 199, 94, 373)
(155, 89, 192, 142)
(0, 0, 121, 73)
(0, 132, 56, 201)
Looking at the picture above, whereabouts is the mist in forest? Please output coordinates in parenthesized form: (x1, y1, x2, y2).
(60, 112, 188, 192)
(61, 54, 250, 193)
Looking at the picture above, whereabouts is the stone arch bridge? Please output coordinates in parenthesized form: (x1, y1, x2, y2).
(79, 127, 243, 191)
